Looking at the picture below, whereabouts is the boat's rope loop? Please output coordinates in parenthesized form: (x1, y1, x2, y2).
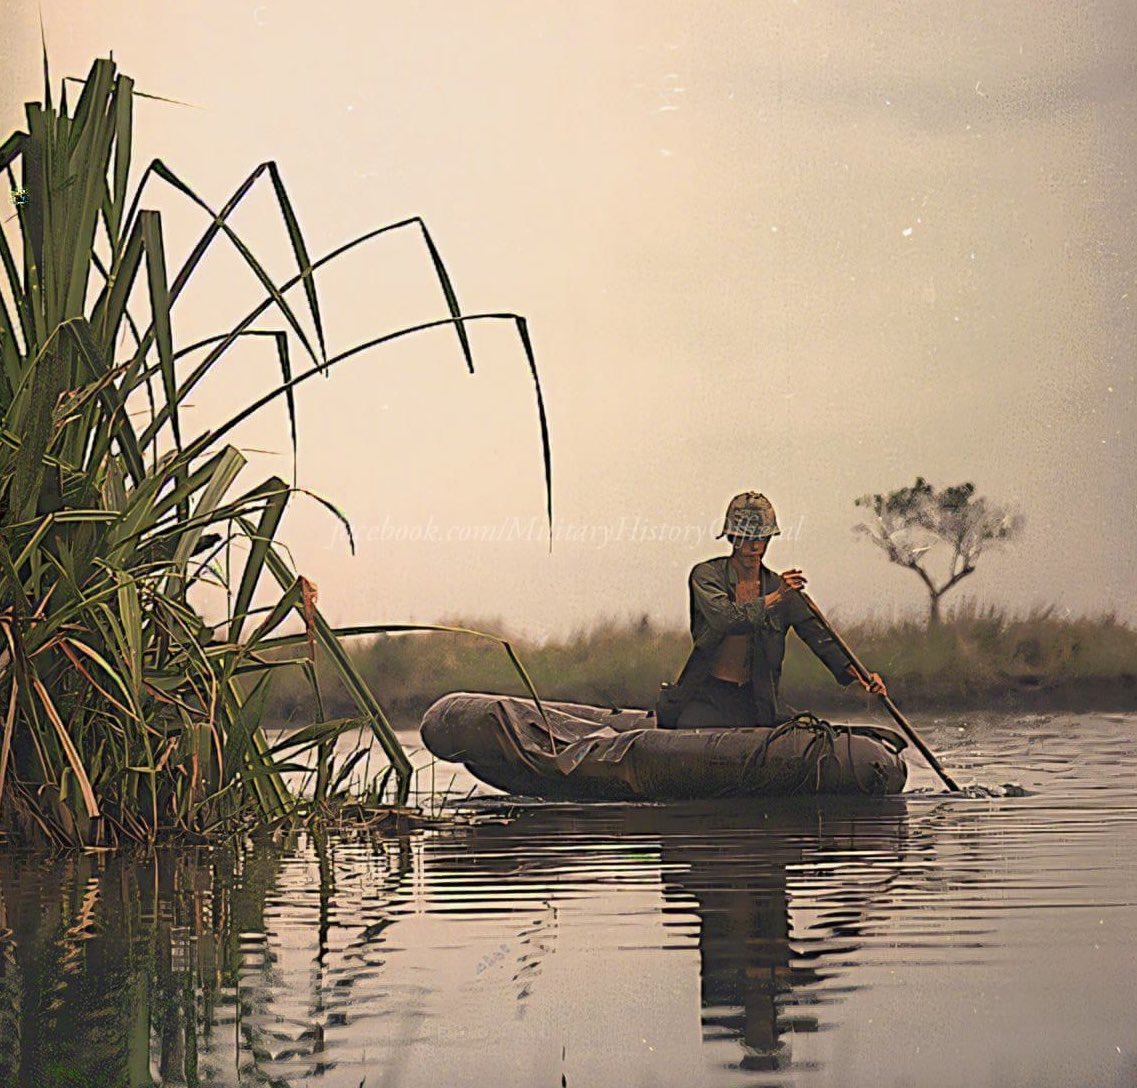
(740, 711, 878, 794)
(785, 711, 842, 792)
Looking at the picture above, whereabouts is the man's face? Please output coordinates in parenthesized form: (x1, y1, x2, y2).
(729, 535, 768, 568)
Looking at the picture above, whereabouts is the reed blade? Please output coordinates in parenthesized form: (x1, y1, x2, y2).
(267, 163, 326, 364)
(255, 535, 413, 800)
(140, 211, 179, 446)
(229, 476, 290, 644)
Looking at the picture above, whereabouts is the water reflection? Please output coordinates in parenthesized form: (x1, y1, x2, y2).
(655, 800, 909, 1077)
(0, 801, 911, 1087)
(423, 799, 910, 1082)
(471, 800, 912, 1080)
(0, 843, 289, 1087)
(4, 708, 1135, 1088)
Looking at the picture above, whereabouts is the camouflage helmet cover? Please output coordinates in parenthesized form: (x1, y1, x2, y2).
(717, 491, 780, 540)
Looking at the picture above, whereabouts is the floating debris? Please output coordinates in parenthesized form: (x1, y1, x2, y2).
(906, 782, 1031, 798)
(958, 782, 1031, 798)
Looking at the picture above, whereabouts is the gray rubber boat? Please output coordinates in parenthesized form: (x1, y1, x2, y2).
(420, 693, 908, 800)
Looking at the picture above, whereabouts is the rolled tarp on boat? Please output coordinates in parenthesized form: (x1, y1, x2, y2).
(420, 693, 908, 800)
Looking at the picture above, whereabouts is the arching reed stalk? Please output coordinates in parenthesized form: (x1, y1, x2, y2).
(0, 55, 551, 846)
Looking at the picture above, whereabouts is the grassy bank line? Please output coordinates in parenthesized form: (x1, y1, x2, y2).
(265, 605, 1137, 726)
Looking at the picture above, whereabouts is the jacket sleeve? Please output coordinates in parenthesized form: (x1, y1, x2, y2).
(689, 562, 768, 647)
(784, 593, 857, 685)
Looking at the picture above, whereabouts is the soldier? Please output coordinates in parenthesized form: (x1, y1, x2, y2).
(660, 492, 887, 729)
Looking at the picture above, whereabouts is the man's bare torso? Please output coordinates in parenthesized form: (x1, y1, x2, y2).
(709, 564, 763, 683)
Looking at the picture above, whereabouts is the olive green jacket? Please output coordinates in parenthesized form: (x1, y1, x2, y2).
(675, 556, 856, 724)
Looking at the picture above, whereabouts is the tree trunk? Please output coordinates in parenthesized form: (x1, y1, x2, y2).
(928, 592, 943, 626)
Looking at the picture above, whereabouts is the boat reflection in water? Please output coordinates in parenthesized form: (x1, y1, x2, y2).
(460, 796, 912, 1081)
(656, 798, 910, 1076)
(663, 818, 812, 1073)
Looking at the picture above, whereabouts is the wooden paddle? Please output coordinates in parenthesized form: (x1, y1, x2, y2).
(798, 591, 961, 792)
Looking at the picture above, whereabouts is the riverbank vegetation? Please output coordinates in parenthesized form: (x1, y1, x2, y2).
(266, 605, 1137, 726)
(0, 56, 547, 847)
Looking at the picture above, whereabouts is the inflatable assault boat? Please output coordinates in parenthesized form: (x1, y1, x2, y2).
(420, 693, 908, 800)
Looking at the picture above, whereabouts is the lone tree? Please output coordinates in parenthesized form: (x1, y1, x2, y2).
(853, 478, 1024, 625)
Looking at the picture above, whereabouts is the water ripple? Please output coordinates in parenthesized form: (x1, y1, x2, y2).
(1, 712, 1136, 1086)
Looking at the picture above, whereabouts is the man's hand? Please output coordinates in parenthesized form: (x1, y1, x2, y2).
(764, 568, 807, 609)
(847, 665, 888, 697)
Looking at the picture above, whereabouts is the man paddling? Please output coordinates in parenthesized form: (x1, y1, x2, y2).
(661, 492, 887, 729)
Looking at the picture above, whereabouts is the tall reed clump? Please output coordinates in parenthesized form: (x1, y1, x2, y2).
(0, 56, 550, 847)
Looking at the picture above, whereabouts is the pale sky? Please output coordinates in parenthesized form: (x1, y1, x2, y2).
(3, 1, 1135, 636)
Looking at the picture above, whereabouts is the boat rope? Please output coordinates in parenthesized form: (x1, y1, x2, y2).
(787, 712, 841, 792)
(739, 711, 881, 795)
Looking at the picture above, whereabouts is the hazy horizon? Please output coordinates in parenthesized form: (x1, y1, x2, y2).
(3, 1, 1134, 637)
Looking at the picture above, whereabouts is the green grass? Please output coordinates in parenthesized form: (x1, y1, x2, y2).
(265, 604, 1137, 726)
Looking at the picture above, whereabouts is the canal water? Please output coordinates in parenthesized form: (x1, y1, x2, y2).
(0, 711, 1134, 1087)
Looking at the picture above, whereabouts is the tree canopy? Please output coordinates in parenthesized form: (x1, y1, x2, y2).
(853, 478, 1024, 624)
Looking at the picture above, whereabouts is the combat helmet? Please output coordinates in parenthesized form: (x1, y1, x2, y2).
(717, 491, 780, 540)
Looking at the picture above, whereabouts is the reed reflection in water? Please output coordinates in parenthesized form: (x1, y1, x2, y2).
(0, 842, 290, 1086)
